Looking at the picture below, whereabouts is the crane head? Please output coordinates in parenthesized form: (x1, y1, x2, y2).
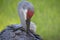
(27, 8, 34, 20)
(18, 1, 34, 20)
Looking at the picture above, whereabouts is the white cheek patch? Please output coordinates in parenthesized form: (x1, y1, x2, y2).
(23, 9, 28, 20)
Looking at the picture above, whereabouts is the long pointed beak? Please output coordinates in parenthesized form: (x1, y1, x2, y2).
(26, 19, 30, 33)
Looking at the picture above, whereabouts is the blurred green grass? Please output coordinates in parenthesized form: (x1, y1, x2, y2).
(0, 0, 60, 40)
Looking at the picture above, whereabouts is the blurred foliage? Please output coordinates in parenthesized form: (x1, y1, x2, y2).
(0, 0, 60, 40)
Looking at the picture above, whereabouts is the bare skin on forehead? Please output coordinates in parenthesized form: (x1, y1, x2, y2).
(27, 9, 34, 19)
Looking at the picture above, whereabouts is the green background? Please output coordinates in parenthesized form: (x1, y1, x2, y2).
(0, 0, 60, 40)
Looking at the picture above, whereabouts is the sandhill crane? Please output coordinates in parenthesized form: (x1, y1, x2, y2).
(18, 0, 36, 33)
(0, 0, 43, 40)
